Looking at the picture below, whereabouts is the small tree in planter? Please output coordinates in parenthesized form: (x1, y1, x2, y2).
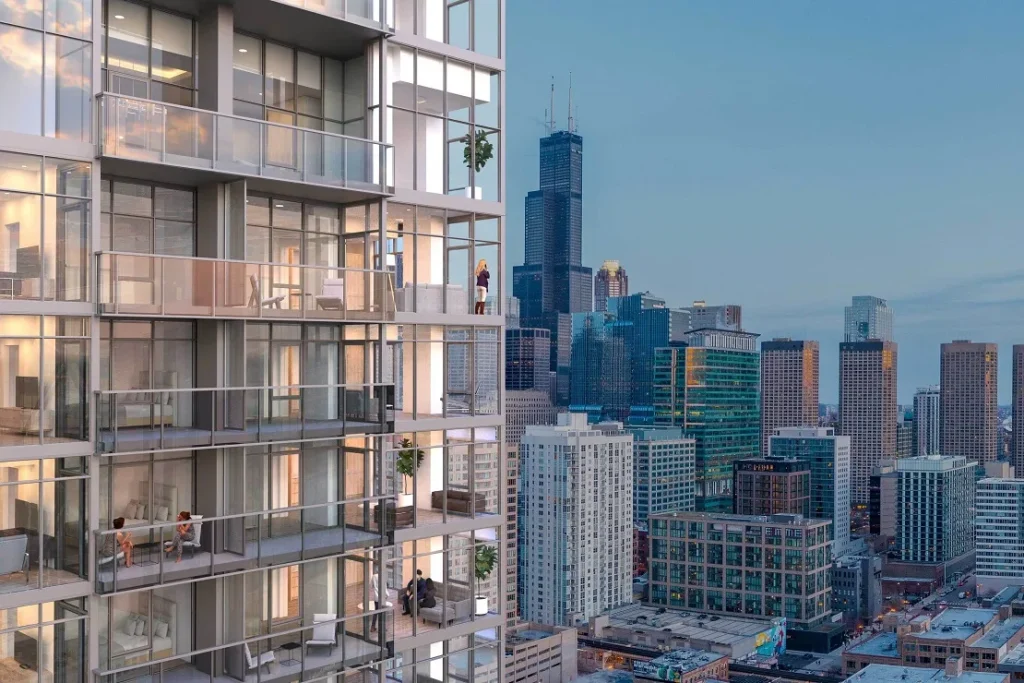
(396, 438, 425, 496)
(462, 130, 493, 198)
(474, 544, 498, 615)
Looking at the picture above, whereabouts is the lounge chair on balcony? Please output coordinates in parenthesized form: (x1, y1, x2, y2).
(314, 278, 345, 311)
(0, 534, 30, 582)
(247, 275, 285, 309)
(244, 643, 275, 674)
(305, 613, 338, 654)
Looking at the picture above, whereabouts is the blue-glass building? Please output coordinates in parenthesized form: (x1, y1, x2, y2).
(568, 293, 671, 422)
(513, 130, 592, 405)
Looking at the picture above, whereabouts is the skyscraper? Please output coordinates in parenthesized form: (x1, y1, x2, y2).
(594, 259, 628, 312)
(732, 457, 811, 517)
(976, 477, 1024, 597)
(1015, 346, 1024, 476)
(844, 295, 894, 342)
(913, 386, 941, 456)
(513, 130, 592, 404)
(679, 301, 742, 332)
(654, 329, 760, 512)
(631, 426, 696, 526)
(896, 455, 976, 566)
(518, 414, 633, 625)
(940, 341, 998, 464)
(609, 292, 671, 417)
(760, 339, 820, 455)
(840, 341, 898, 504)
(506, 327, 552, 394)
(653, 343, 687, 427)
(0, 4, 508, 681)
(769, 427, 852, 558)
(569, 310, 630, 420)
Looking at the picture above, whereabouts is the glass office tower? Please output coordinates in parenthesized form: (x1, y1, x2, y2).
(0, 1, 505, 681)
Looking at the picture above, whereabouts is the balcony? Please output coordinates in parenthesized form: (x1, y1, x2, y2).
(95, 499, 389, 595)
(96, 384, 394, 454)
(98, 94, 392, 202)
(97, 616, 387, 683)
(97, 253, 395, 323)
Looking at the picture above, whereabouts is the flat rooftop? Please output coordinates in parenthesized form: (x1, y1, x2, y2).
(844, 663, 1007, 683)
(972, 617, 1024, 650)
(1001, 642, 1024, 668)
(649, 511, 828, 527)
(913, 609, 998, 641)
(847, 632, 900, 659)
(647, 648, 725, 674)
(605, 603, 777, 649)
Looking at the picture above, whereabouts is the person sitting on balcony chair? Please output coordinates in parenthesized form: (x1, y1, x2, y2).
(113, 517, 135, 568)
(164, 511, 194, 563)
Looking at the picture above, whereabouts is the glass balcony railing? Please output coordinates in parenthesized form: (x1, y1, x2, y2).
(96, 383, 395, 453)
(272, 0, 393, 28)
(95, 497, 391, 595)
(98, 93, 392, 193)
(97, 252, 395, 321)
(98, 615, 389, 683)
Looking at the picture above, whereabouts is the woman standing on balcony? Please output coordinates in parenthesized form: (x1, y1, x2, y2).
(474, 259, 490, 314)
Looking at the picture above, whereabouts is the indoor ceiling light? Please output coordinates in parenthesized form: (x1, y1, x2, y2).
(114, 14, 124, 19)
(275, 204, 284, 208)
(238, 48, 247, 53)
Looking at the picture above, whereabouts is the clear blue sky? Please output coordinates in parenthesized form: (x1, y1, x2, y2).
(505, 1, 1024, 404)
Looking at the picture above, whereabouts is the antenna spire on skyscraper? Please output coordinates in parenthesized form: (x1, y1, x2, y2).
(568, 72, 574, 133)
(549, 77, 555, 134)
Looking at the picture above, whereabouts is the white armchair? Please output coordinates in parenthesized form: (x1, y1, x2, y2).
(304, 613, 337, 654)
(314, 279, 344, 311)
(244, 643, 275, 674)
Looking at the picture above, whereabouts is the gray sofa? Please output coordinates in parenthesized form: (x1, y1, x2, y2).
(418, 581, 474, 626)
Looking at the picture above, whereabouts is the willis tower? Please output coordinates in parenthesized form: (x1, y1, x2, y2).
(513, 125, 592, 405)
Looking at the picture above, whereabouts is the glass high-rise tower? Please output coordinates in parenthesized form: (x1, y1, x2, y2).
(513, 130, 592, 404)
(653, 330, 760, 512)
(0, 2, 506, 681)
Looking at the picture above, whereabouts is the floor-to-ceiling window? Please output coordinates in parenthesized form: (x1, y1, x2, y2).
(0, 0, 92, 140)
(0, 154, 91, 303)
(102, 0, 195, 105)
(0, 316, 89, 446)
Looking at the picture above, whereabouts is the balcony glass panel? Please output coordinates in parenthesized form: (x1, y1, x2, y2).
(96, 384, 393, 454)
(270, 0, 390, 29)
(0, 460, 87, 596)
(94, 499, 388, 595)
(99, 94, 389, 193)
(97, 253, 396, 321)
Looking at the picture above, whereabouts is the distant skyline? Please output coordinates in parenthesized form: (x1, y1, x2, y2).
(506, 1, 1024, 403)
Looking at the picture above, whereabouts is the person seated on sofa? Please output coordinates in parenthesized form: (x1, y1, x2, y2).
(401, 569, 425, 615)
(419, 578, 437, 609)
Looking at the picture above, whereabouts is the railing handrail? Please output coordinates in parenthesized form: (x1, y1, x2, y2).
(94, 493, 392, 537)
(97, 91, 393, 150)
(96, 250, 394, 276)
(96, 381, 393, 395)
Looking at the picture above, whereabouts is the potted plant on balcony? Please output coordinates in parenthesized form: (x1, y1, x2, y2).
(474, 544, 498, 616)
(396, 437, 425, 496)
(461, 129, 493, 200)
